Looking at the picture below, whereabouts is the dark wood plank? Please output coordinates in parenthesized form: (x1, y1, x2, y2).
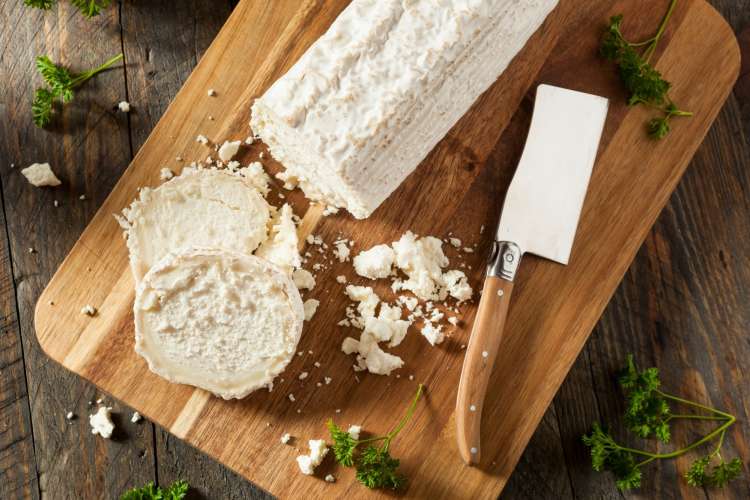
(0, 186, 38, 499)
(118, 2, 270, 497)
(0, 3, 156, 498)
(508, 2, 750, 499)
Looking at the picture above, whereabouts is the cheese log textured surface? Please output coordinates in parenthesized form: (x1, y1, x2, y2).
(251, 0, 559, 218)
(134, 249, 304, 399)
(119, 167, 270, 282)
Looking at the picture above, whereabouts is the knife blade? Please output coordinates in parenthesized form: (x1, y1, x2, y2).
(455, 84, 608, 465)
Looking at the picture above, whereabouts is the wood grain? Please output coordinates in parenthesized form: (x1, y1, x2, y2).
(0, 2, 158, 498)
(30, 0, 741, 498)
(0, 0, 746, 499)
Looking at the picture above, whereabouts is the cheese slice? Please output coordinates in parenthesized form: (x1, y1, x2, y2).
(251, 0, 558, 218)
(119, 167, 271, 282)
(134, 249, 304, 399)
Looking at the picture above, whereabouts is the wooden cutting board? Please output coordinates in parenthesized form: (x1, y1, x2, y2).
(34, 0, 739, 498)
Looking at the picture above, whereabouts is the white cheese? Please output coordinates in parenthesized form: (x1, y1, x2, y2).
(196, 134, 209, 145)
(281, 433, 292, 444)
(347, 425, 362, 440)
(292, 269, 316, 290)
(81, 304, 97, 316)
(239, 161, 271, 196)
(353, 244, 395, 279)
(159, 168, 174, 181)
(335, 275, 347, 284)
(296, 439, 329, 475)
(130, 411, 142, 423)
(89, 406, 114, 438)
(392, 231, 449, 301)
(421, 322, 444, 346)
(21, 163, 61, 187)
(118, 101, 131, 113)
(251, 0, 558, 218)
(444, 269, 473, 302)
(255, 204, 301, 274)
(134, 249, 304, 399)
(119, 167, 271, 282)
(218, 140, 242, 162)
(324, 474, 336, 483)
(303, 299, 319, 321)
(332, 242, 350, 263)
(207, 89, 217, 97)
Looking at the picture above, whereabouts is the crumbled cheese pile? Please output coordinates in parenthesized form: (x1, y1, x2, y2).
(338, 231, 473, 375)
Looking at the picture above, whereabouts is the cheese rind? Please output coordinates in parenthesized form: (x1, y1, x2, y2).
(119, 167, 271, 282)
(251, 0, 558, 218)
(134, 249, 304, 399)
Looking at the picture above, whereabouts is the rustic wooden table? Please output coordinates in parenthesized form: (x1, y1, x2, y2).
(1, 1, 748, 499)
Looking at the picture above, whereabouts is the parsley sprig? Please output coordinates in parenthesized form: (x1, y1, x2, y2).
(583, 355, 743, 491)
(32, 53, 123, 127)
(601, 0, 692, 139)
(328, 384, 423, 490)
(24, 0, 112, 18)
(120, 479, 188, 500)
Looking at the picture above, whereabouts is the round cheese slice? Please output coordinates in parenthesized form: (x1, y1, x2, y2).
(120, 167, 271, 282)
(134, 249, 304, 399)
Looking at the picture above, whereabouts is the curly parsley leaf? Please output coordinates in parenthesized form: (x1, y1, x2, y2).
(600, 1, 692, 139)
(328, 384, 423, 490)
(120, 480, 188, 500)
(25, 0, 111, 17)
(582, 423, 642, 491)
(31, 53, 123, 127)
(327, 419, 357, 467)
(70, 0, 111, 18)
(619, 355, 672, 443)
(24, 0, 56, 9)
(686, 456, 743, 488)
(355, 445, 405, 490)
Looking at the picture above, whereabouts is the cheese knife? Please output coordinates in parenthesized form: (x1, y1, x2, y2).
(455, 84, 609, 465)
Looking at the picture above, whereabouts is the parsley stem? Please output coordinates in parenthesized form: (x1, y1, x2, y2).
(668, 414, 729, 422)
(387, 384, 423, 440)
(657, 391, 733, 419)
(351, 384, 424, 451)
(643, 0, 677, 63)
(69, 53, 123, 87)
(623, 415, 736, 465)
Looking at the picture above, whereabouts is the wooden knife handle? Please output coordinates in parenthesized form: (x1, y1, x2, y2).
(456, 276, 514, 465)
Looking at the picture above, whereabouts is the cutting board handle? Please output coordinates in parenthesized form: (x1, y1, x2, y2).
(455, 276, 514, 465)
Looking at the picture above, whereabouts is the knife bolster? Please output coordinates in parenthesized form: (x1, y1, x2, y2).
(488, 241, 522, 281)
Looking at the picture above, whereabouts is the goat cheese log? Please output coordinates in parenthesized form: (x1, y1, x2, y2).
(118, 167, 271, 282)
(134, 249, 304, 399)
(251, 0, 559, 218)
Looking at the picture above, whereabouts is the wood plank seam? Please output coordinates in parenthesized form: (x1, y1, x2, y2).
(0, 168, 41, 499)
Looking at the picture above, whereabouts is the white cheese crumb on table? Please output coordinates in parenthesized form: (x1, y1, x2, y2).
(89, 406, 114, 438)
(131, 411, 142, 423)
(218, 140, 242, 162)
(81, 304, 97, 316)
(303, 299, 319, 321)
(159, 168, 174, 181)
(280, 433, 292, 444)
(296, 439, 328, 475)
(324, 474, 336, 483)
(21, 163, 61, 187)
(292, 269, 316, 291)
(118, 101, 131, 112)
